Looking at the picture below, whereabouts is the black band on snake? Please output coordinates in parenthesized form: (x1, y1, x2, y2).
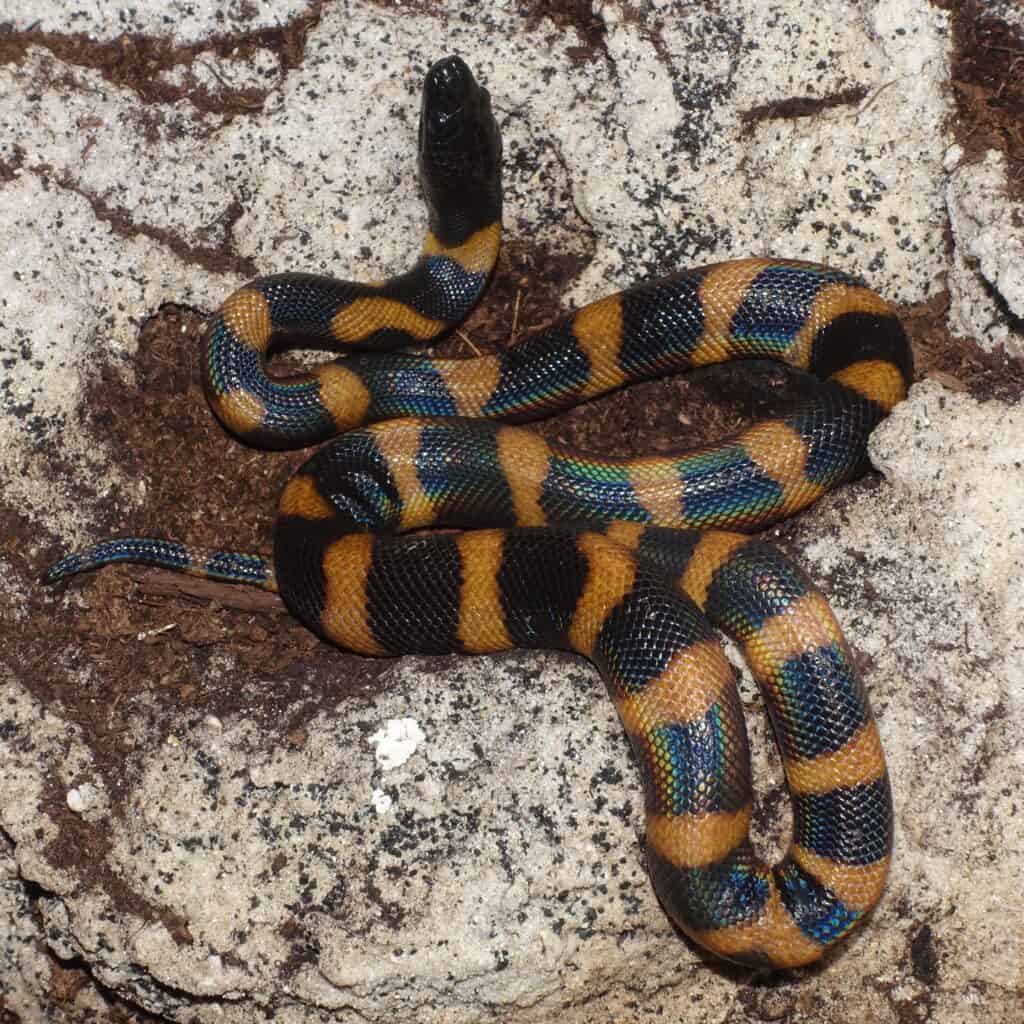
(47, 55, 911, 969)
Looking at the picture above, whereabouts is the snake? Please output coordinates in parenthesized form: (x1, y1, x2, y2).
(47, 56, 911, 969)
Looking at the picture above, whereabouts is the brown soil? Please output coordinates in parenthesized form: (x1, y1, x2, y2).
(0, 7, 322, 117)
(943, 0, 1024, 199)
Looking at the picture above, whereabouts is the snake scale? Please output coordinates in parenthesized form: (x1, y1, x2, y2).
(48, 56, 911, 969)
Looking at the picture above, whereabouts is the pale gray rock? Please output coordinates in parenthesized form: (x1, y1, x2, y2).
(947, 149, 1024, 357)
(3, 0, 315, 44)
(2, 1, 1022, 1022)
(793, 382, 1024, 1020)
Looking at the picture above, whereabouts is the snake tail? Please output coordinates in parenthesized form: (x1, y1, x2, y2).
(44, 539, 277, 592)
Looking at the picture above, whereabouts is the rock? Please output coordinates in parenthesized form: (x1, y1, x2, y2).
(947, 150, 1024, 357)
(790, 381, 1024, 1019)
(1, 1, 1022, 1022)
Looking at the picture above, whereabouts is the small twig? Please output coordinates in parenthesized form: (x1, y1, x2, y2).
(855, 79, 898, 118)
(510, 288, 523, 344)
(455, 329, 481, 356)
(125, 569, 286, 615)
(137, 622, 178, 641)
(996, 57, 1023, 99)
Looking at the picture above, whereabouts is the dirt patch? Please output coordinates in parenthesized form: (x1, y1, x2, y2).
(12, 217, 971, 874)
(0, 6, 322, 118)
(521, 0, 608, 61)
(436, 236, 595, 358)
(943, 0, 1024, 198)
(901, 289, 1024, 404)
(740, 86, 870, 132)
(21, 226, 1005, 836)
(2, 299, 396, 930)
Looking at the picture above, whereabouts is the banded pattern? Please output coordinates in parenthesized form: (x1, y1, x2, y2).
(264, 423, 892, 967)
(205, 254, 910, 464)
(202, 56, 503, 448)
(46, 56, 909, 968)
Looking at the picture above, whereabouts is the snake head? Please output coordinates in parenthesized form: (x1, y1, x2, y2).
(418, 55, 503, 237)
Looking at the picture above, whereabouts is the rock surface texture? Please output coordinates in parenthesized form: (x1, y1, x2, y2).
(2, 2, 1023, 1022)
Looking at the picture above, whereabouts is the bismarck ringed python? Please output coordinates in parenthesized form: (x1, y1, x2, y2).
(48, 56, 910, 969)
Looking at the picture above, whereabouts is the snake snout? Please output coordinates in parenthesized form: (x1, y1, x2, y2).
(424, 55, 475, 118)
(420, 56, 496, 156)
(421, 55, 480, 147)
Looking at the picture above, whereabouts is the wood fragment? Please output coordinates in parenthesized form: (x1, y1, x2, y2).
(125, 569, 285, 615)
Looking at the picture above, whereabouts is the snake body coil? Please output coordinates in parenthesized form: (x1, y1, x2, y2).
(48, 56, 910, 969)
